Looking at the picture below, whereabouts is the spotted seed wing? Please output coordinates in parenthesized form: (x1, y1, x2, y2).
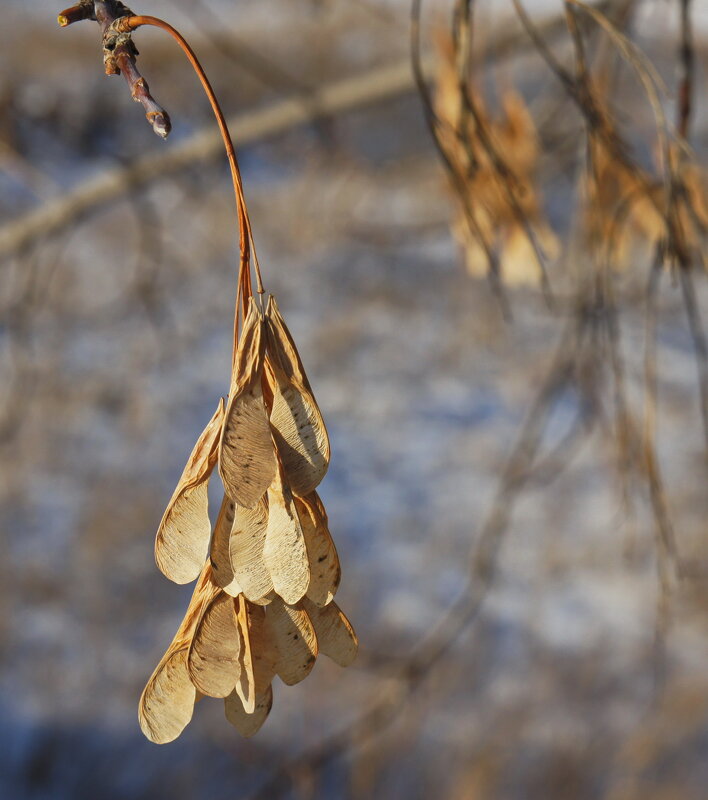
(296, 493, 341, 607)
(301, 598, 358, 667)
(209, 495, 242, 596)
(188, 592, 242, 698)
(224, 684, 273, 738)
(265, 295, 330, 497)
(230, 499, 274, 602)
(234, 595, 256, 713)
(219, 298, 275, 508)
(266, 597, 318, 686)
(263, 461, 310, 605)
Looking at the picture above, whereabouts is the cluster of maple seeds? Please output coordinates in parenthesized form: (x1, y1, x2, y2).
(139, 295, 357, 744)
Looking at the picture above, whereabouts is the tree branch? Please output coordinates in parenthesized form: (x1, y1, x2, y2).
(59, 1, 171, 138)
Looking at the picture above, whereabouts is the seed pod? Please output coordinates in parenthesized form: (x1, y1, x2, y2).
(155, 399, 225, 584)
(265, 295, 330, 497)
(139, 647, 196, 744)
(209, 495, 241, 596)
(219, 298, 276, 508)
(301, 598, 358, 668)
(234, 595, 256, 713)
(138, 567, 211, 744)
(224, 684, 273, 738)
(263, 460, 310, 605)
(230, 499, 274, 603)
(296, 493, 341, 607)
(266, 597, 318, 686)
(188, 592, 242, 698)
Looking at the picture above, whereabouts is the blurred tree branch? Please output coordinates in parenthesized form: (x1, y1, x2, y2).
(0, 2, 619, 263)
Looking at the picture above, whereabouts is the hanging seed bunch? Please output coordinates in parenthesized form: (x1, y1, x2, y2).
(141, 295, 358, 743)
(433, 32, 559, 287)
(57, 3, 357, 744)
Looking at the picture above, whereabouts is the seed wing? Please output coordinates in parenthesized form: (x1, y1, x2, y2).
(301, 598, 358, 667)
(247, 604, 278, 691)
(296, 493, 341, 607)
(265, 295, 330, 496)
(188, 593, 242, 698)
(266, 598, 318, 686)
(155, 399, 225, 584)
(234, 596, 256, 713)
(230, 500, 274, 602)
(263, 463, 310, 604)
(219, 299, 275, 508)
(139, 646, 196, 744)
(209, 495, 242, 596)
(224, 684, 273, 738)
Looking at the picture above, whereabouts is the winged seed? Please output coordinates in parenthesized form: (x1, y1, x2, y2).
(154, 399, 225, 584)
(301, 598, 358, 668)
(263, 464, 310, 604)
(188, 593, 242, 698)
(139, 647, 196, 744)
(219, 300, 275, 508)
(266, 598, 318, 686)
(230, 500, 274, 602)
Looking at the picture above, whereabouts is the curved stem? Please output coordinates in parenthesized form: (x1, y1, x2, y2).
(123, 14, 265, 360)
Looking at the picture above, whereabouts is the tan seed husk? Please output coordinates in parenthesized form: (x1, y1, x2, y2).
(301, 597, 358, 668)
(139, 647, 196, 744)
(265, 295, 330, 497)
(138, 566, 212, 744)
(230, 499, 274, 602)
(155, 399, 225, 584)
(267, 597, 318, 686)
(235, 595, 256, 713)
(209, 495, 242, 596)
(296, 493, 341, 607)
(247, 604, 278, 692)
(224, 684, 273, 738)
(219, 298, 276, 508)
(263, 460, 310, 604)
(188, 592, 242, 698)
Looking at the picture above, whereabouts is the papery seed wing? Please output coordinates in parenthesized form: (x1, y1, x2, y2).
(230, 500, 274, 602)
(266, 597, 318, 686)
(139, 647, 196, 744)
(210, 495, 242, 596)
(155, 399, 225, 584)
(188, 593, 242, 698)
(219, 299, 275, 508)
(247, 604, 278, 691)
(269, 378, 330, 497)
(264, 295, 314, 389)
(265, 295, 330, 496)
(296, 493, 341, 607)
(224, 684, 273, 738)
(301, 598, 358, 668)
(235, 596, 256, 714)
(263, 463, 310, 605)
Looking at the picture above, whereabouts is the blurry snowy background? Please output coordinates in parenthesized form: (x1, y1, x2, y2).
(1, 1, 708, 798)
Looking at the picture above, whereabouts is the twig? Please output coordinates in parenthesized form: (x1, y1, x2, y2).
(59, 1, 171, 138)
(677, 0, 694, 140)
(411, 0, 510, 319)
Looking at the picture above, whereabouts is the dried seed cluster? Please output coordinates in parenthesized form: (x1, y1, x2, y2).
(139, 295, 357, 743)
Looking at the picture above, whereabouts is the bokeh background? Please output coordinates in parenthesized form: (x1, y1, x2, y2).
(1, 1, 708, 798)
